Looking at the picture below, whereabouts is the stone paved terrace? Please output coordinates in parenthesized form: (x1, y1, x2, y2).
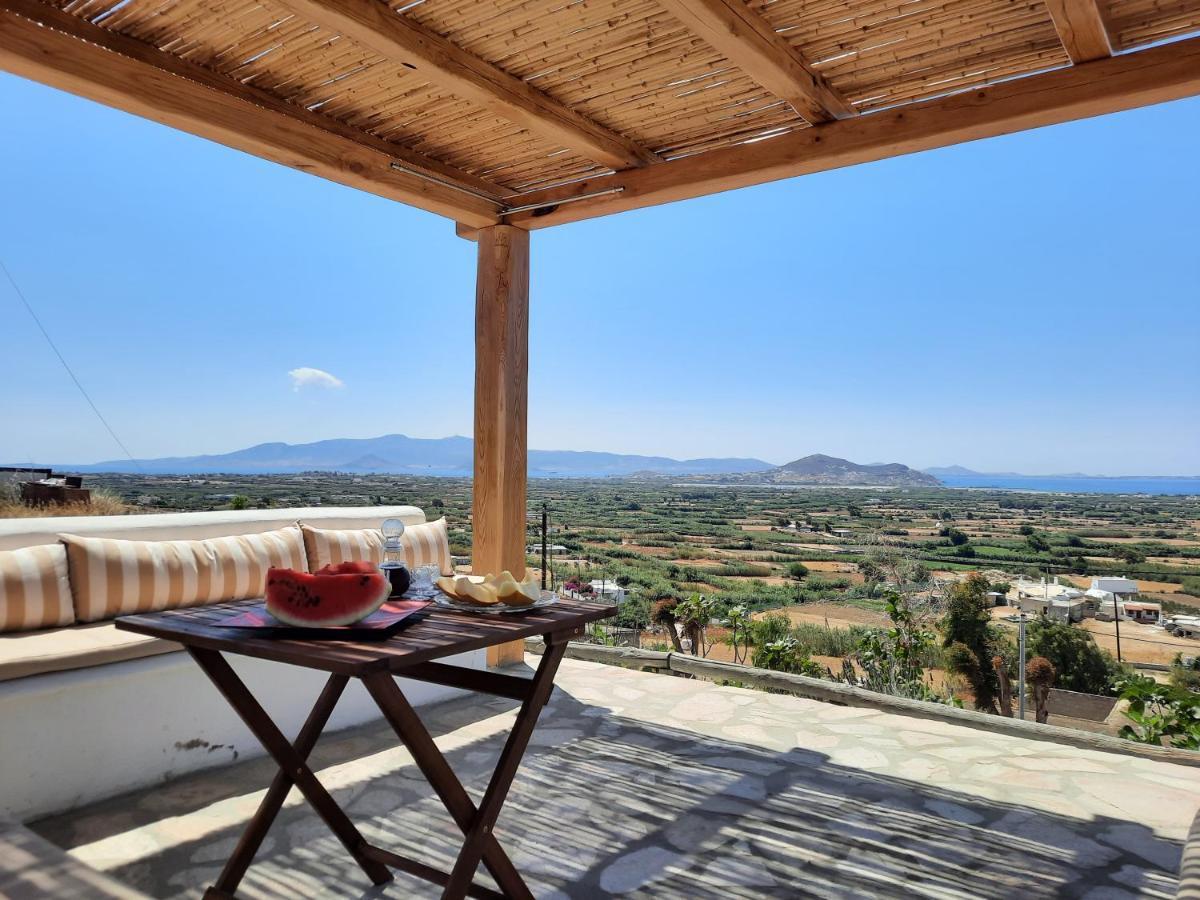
(32, 657, 1200, 898)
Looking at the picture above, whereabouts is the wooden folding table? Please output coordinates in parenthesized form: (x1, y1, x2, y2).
(116, 596, 614, 900)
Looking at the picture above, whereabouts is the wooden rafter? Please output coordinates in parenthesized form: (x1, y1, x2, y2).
(0, 0, 506, 226)
(503, 35, 1200, 229)
(274, 0, 659, 170)
(656, 0, 854, 123)
(1044, 0, 1115, 63)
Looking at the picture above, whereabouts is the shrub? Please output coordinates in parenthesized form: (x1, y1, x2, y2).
(751, 637, 825, 677)
(750, 613, 792, 647)
(1170, 653, 1200, 693)
(1115, 674, 1200, 749)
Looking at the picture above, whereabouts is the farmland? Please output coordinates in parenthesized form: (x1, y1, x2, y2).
(82, 472, 1200, 626)
(22, 472, 1200, 729)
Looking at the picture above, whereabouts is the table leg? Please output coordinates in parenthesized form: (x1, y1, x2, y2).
(364, 640, 568, 900)
(443, 641, 567, 899)
(209, 672, 349, 897)
(188, 649, 392, 889)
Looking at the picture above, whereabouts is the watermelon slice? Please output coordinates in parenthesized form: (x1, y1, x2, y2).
(265, 566, 390, 627)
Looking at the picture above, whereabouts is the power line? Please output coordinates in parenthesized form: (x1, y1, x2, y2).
(1, 258, 141, 471)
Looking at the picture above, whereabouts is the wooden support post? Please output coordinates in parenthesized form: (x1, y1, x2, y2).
(473, 225, 530, 667)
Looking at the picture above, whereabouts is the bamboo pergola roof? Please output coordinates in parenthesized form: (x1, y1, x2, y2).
(1, 0, 1198, 229)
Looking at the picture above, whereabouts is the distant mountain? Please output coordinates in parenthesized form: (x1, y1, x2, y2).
(36, 434, 775, 478)
(770, 454, 941, 486)
(710, 454, 941, 487)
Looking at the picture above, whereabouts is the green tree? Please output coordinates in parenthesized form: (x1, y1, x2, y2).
(1019, 524, 1035, 536)
(941, 573, 1000, 712)
(1025, 619, 1120, 695)
(947, 529, 969, 546)
(1027, 533, 1051, 553)
(229, 495, 250, 511)
(787, 562, 810, 581)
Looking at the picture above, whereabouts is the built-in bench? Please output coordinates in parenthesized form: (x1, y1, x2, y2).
(0, 507, 481, 821)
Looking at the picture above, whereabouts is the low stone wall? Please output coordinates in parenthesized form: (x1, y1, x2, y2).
(526, 639, 1200, 769)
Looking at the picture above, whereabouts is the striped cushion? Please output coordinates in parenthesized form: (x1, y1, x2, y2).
(301, 517, 452, 575)
(0, 545, 75, 633)
(60, 526, 308, 623)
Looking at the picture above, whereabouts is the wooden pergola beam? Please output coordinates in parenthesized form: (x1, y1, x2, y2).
(505, 35, 1200, 229)
(656, 0, 854, 123)
(0, 0, 504, 226)
(275, 0, 658, 170)
(1044, 0, 1114, 63)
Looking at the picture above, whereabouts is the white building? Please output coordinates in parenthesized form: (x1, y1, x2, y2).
(1018, 595, 1086, 623)
(1086, 577, 1158, 622)
(1091, 577, 1140, 598)
(589, 579, 626, 603)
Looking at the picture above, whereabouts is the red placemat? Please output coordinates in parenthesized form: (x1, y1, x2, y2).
(213, 599, 431, 640)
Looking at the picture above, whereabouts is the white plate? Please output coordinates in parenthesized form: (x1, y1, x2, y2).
(433, 590, 558, 615)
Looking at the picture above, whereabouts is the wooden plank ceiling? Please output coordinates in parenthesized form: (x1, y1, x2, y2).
(1, 0, 1198, 230)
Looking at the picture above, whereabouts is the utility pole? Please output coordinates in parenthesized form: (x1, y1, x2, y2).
(1018, 611, 1027, 721)
(1113, 595, 1123, 662)
(541, 502, 548, 591)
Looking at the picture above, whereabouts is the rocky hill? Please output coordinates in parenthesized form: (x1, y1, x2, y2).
(736, 454, 942, 487)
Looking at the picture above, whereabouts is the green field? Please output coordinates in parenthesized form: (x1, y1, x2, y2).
(78, 473, 1200, 626)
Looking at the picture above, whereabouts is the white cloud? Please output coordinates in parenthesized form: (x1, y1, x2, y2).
(288, 367, 345, 391)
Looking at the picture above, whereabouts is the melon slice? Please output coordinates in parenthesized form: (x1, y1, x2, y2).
(455, 576, 499, 606)
(490, 573, 525, 603)
(265, 566, 390, 627)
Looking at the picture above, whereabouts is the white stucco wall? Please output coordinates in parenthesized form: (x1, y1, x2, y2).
(1, 648, 482, 822)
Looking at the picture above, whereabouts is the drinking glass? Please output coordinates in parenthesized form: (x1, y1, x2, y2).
(414, 564, 440, 595)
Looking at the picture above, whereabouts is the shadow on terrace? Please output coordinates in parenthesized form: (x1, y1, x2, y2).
(27, 658, 1193, 899)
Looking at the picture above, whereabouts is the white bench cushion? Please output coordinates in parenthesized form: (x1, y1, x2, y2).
(0, 622, 178, 683)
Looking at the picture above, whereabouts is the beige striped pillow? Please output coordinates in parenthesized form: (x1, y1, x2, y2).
(60, 526, 307, 623)
(301, 517, 452, 575)
(0, 544, 75, 633)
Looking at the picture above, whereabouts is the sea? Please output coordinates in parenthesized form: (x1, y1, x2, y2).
(935, 475, 1200, 496)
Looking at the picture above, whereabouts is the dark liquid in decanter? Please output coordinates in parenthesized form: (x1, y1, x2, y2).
(380, 563, 411, 598)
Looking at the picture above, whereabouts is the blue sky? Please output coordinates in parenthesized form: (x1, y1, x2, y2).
(1, 72, 1197, 475)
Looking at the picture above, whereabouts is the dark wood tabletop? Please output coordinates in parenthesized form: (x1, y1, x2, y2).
(116, 597, 615, 676)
